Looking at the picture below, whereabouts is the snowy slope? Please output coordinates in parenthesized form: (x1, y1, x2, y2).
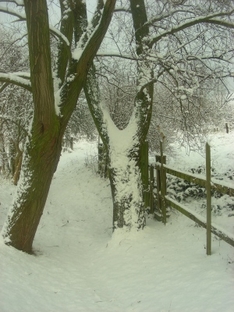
(0, 137, 234, 312)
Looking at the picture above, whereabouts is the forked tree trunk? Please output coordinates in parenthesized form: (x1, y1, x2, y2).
(84, 66, 148, 231)
(0, 0, 115, 253)
(2, 118, 62, 253)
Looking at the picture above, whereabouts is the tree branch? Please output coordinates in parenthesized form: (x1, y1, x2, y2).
(146, 9, 196, 27)
(57, 0, 116, 126)
(97, 52, 139, 61)
(0, 1, 24, 6)
(0, 73, 31, 91)
(84, 64, 109, 146)
(0, 4, 25, 20)
(149, 10, 234, 47)
(0, 5, 70, 48)
(114, 6, 131, 13)
(0, 82, 9, 93)
(72, 0, 116, 72)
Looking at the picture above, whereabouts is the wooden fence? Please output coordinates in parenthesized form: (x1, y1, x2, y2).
(148, 141, 234, 255)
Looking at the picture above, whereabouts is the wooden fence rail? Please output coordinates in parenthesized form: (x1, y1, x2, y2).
(149, 142, 234, 254)
(163, 166, 234, 197)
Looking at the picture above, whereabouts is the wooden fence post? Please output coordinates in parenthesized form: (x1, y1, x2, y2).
(155, 157, 162, 221)
(149, 164, 155, 214)
(225, 122, 229, 134)
(160, 141, 167, 224)
(160, 142, 234, 250)
(155, 144, 166, 222)
(206, 143, 212, 255)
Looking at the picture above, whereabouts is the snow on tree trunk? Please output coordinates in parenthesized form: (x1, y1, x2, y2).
(103, 109, 146, 230)
(109, 154, 145, 230)
(1, 119, 62, 253)
(84, 66, 149, 231)
(0, 0, 116, 253)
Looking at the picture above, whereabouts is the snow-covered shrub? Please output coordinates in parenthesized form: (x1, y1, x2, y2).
(166, 166, 234, 216)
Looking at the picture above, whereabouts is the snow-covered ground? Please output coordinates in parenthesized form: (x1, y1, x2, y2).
(0, 131, 234, 312)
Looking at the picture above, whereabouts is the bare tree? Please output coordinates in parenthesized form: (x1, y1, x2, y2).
(0, 28, 32, 182)
(0, 0, 116, 253)
(84, 0, 234, 230)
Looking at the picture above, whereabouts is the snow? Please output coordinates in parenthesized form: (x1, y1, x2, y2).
(102, 105, 138, 163)
(165, 195, 234, 242)
(164, 164, 206, 182)
(49, 26, 70, 47)
(0, 134, 234, 312)
(53, 76, 62, 116)
(102, 107, 143, 229)
(72, 19, 99, 61)
(167, 132, 234, 174)
(0, 73, 31, 88)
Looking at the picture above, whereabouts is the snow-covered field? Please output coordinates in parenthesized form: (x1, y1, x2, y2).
(0, 131, 234, 312)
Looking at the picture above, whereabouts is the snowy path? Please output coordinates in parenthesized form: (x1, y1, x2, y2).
(0, 140, 234, 312)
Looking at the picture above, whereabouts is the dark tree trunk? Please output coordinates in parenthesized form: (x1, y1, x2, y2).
(1, 0, 60, 252)
(1, 0, 116, 253)
(2, 118, 62, 253)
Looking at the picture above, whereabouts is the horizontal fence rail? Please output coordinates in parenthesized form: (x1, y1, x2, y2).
(150, 141, 234, 255)
(161, 165, 234, 197)
(165, 196, 234, 248)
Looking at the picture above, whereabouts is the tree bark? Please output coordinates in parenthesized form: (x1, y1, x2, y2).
(84, 66, 147, 231)
(1, 0, 60, 253)
(2, 118, 62, 253)
(109, 151, 145, 230)
(1, 0, 116, 253)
